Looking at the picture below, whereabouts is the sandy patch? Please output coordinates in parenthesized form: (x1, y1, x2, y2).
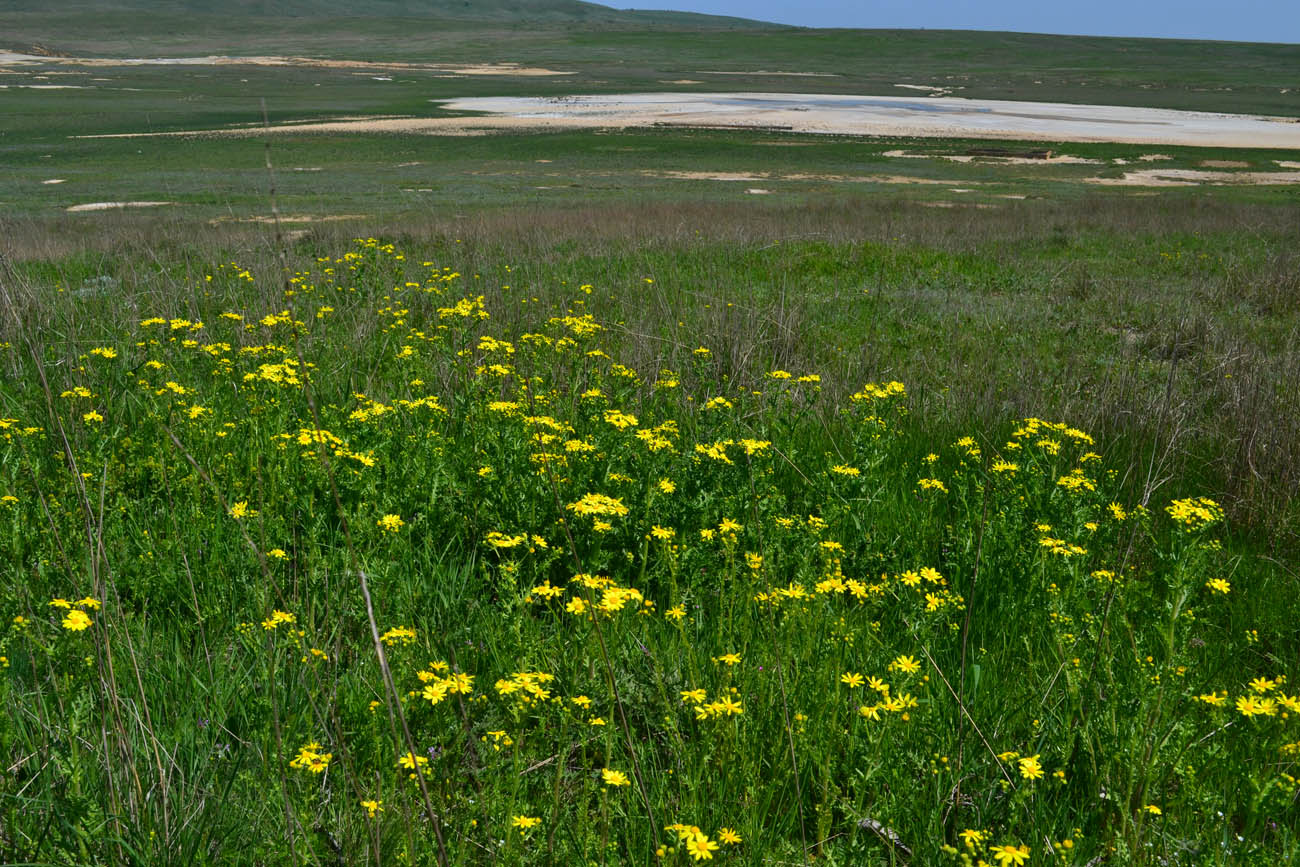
(998, 194, 1029, 199)
(0, 84, 89, 89)
(1085, 168, 1300, 186)
(67, 92, 1300, 149)
(697, 70, 839, 77)
(0, 51, 572, 76)
(893, 84, 958, 96)
(918, 201, 996, 209)
(647, 169, 963, 186)
(883, 148, 1101, 165)
(1199, 159, 1250, 168)
(42, 178, 66, 184)
(661, 79, 702, 85)
(67, 201, 174, 212)
(208, 214, 370, 225)
(219, 114, 415, 129)
(1138, 154, 1173, 161)
(1275, 160, 1300, 169)
(291, 167, 322, 172)
(435, 94, 1300, 149)
(652, 171, 765, 181)
(745, 188, 770, 194)
(75, 117, 507, 139)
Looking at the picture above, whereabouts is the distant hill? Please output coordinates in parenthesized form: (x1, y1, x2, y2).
(0, 0, 780, 29)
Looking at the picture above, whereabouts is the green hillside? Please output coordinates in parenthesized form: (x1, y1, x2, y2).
(0, 0, 777, 29)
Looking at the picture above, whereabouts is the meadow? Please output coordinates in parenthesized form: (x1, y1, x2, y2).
(1, 207, 1298, 864)
(3, 7, 1300, 865)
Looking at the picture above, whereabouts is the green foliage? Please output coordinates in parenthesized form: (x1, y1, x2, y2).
(0, 239, 1296, 864)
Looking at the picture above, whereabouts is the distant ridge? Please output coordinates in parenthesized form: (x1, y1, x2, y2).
(0, 0, 781, 29)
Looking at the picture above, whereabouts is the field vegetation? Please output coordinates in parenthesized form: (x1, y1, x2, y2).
(1, 204, 1298, 864)
(2, 4, 1299, 864)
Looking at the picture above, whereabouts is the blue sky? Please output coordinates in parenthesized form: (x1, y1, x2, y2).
(629, 1, 1300, 44)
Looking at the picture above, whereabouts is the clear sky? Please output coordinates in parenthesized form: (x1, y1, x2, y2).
(628, 1, 1300, 44)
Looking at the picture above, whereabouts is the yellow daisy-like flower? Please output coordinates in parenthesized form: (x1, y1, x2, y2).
(601, 768, 630, 787)
(1018, 754, 1044, 781)
(377, 513, 405, 532)
(991, 843, 1031, 866)
(61, 609, 93, 631)
(685, 833, 719, 861)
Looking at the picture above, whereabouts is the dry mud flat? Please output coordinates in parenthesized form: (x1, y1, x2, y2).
(0, 51, 572, 76)
(437, 93, 1300, 150)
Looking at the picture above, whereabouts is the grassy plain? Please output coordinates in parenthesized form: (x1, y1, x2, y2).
(2, 8, 1300, 866)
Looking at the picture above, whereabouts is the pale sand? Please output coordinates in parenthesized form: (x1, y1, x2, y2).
(0, 52, 571, 76)
(432, 94, 1300, 150)
(647, 170, 964, 185)
(1085, 168, 1300, 186)
(67, 201, 174, 212)
(919, 201, 997, 209)
(883, 148, 1101, 165)
(208, 214, 370, 225)
(696, 70, 839, 77)
(1199, 160, 1250, 168)
(42, 179, 66, 184)
(65, 91, 1300, 152)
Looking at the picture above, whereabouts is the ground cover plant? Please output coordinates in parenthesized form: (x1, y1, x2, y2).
(0, 234, 1297, 865)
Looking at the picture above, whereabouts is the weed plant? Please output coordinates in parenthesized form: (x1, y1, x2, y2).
(0, 239, 1296, 865)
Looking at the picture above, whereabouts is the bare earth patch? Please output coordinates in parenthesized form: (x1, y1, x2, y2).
(1084, 169, 1300, 186)
(208, 214, 371, 224)
(66, 201, 174, 212)
(696, 70, 839, 77)
(61, 91, 1300, 153)
(1199, 160, 1251, 168)
(883, 148, 1102, 165)
(433, 94, 1300, 149)
(646, 170, 963, 186)
(0, 52, 572, 76)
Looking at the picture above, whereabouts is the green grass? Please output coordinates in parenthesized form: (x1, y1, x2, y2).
(4, 15, 1300, 115)
(2, 15, 1299, 864)
(0, 235, 1297, 865)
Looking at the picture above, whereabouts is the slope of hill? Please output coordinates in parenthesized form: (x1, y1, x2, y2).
(2, 2, 1297, 118)
(0, 0, 779, 29)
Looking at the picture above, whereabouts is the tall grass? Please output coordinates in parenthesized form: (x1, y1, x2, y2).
(0, 234, 1296, 864)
